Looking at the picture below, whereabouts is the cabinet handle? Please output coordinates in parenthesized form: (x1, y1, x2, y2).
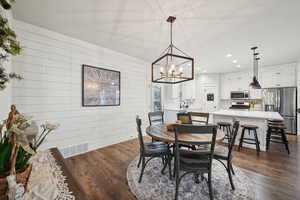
(276, 72, 281, 75)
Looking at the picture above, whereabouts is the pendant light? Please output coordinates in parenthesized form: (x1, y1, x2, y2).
(151, 16, 194, 84)
(249, 46, 262, 89)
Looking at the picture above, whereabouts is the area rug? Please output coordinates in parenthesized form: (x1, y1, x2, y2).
(127, 156, 256, 200)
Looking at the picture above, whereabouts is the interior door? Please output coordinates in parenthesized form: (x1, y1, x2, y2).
(200, 86, 218, 112)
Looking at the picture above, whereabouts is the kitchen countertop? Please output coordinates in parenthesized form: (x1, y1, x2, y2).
(164, 107, 202, 112)
(211, 109, 283, 121)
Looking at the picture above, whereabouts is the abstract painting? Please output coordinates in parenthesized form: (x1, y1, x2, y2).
(82, 65, 120, 106)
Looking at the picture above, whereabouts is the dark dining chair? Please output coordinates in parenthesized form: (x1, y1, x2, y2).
(177, 112, 192, 124)
(148, 111, 164, 125)
(136, 116, 172, 183)
(174, 124, 217, 200)
(189, 112, 209, 125)
(213, 121, 240, 190)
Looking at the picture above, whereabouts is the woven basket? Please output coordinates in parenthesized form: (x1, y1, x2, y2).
(0, 164, 32, 198)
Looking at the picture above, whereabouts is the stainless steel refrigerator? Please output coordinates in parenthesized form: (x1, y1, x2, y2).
(262, 87, 297, 135)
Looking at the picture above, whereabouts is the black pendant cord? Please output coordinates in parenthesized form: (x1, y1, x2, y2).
(170, 20, 173, 60)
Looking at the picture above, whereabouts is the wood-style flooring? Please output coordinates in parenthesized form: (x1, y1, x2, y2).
(65, 136, 299, 200)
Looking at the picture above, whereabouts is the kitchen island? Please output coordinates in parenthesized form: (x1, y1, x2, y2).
(211, 110, 283, 151)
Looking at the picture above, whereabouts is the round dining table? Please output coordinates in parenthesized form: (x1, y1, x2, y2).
(146, 124, 225, 143)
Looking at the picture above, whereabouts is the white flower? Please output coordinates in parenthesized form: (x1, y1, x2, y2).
(44, 121, 59, 131)
(12, 114, 32, 128)
(9, 124, 36, 155)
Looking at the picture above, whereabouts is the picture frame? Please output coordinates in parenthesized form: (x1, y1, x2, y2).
(82, 64, 121, 106)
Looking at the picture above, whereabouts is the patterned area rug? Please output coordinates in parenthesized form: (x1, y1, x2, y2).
(127, 156, 256, 200)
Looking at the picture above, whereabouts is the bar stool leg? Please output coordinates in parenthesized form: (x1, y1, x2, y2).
(281, 129, 290, 154)
(228, 125, 233, 142)
(238, 128, 245, 151)
(226, 126, 231, 144)
(254, 129, 260, 155)
(266, 127, 271, 151)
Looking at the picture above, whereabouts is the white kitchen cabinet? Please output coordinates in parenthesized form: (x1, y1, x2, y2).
(220, 63, 297, 100)
(221, 74, 231, 99)
(260, 63, 296, 88)
(220, 71, 251, 99)
(182, 80, 196, 100)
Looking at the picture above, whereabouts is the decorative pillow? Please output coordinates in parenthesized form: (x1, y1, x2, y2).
(179, 116, 190, 124)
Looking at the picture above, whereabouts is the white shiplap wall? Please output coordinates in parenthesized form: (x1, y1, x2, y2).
(297, 61, 300, 133)
(12, 20, 149, 152)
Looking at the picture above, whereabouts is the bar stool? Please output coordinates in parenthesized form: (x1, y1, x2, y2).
(266, 121, 290, 154)
(238, 124, 260, 155)
(217, 122, 232, 143)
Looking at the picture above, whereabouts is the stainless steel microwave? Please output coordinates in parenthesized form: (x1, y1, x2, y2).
(230, 91, 249, 99)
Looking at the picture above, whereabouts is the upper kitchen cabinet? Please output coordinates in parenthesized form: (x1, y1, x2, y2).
(260, 63, 296, 88)
(220, 71, 251, 99)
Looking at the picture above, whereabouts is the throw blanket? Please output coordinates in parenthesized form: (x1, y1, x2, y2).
(23, 150, 75, 200)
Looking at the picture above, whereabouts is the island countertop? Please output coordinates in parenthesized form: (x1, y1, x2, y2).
(211, 110, 283, 121)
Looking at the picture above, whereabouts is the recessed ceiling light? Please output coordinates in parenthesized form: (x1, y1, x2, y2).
(236, 65, 241, 68)
(233, 60, 237, 63)
(226, 54, 232, 58)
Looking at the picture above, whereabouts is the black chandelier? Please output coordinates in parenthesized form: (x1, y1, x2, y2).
(151, 16, 194, 84)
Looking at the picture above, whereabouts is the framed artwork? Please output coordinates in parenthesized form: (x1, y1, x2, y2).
(82, 64, 120, 106)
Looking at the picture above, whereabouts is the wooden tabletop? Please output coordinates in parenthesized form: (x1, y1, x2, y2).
(146, 124, 225, 143)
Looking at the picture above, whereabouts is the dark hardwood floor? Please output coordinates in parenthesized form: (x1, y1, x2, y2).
(65, 135, 299, 200)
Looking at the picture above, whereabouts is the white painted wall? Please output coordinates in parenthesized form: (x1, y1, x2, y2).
(296, 61, 300, 133)
(0, 9, 13, 119)
(12, 20, 149, 151)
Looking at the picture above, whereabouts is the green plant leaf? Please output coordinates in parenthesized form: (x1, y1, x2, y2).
(0, 142, 12, 173)
(16, 146, 32, 170)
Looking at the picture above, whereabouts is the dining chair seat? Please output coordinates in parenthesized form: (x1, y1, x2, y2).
(144, 142, 169, 156)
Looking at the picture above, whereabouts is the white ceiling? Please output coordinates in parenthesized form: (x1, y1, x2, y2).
(12, 0, 300, 73)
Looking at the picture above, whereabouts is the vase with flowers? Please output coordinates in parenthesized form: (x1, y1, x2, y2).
(0, 105, 59, 199)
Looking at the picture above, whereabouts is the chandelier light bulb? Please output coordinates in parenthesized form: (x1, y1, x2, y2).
(170, 64, 175, 70)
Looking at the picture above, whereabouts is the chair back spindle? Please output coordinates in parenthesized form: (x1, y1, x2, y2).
(148, 111, 164, 125)
(174, 124, 217, 172)
(136, 116, 145, 153)
(189, 112, 209, 125)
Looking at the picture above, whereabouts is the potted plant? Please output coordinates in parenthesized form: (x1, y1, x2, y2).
(0, 105, 59, 198)
(0, 0, 22, 91)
